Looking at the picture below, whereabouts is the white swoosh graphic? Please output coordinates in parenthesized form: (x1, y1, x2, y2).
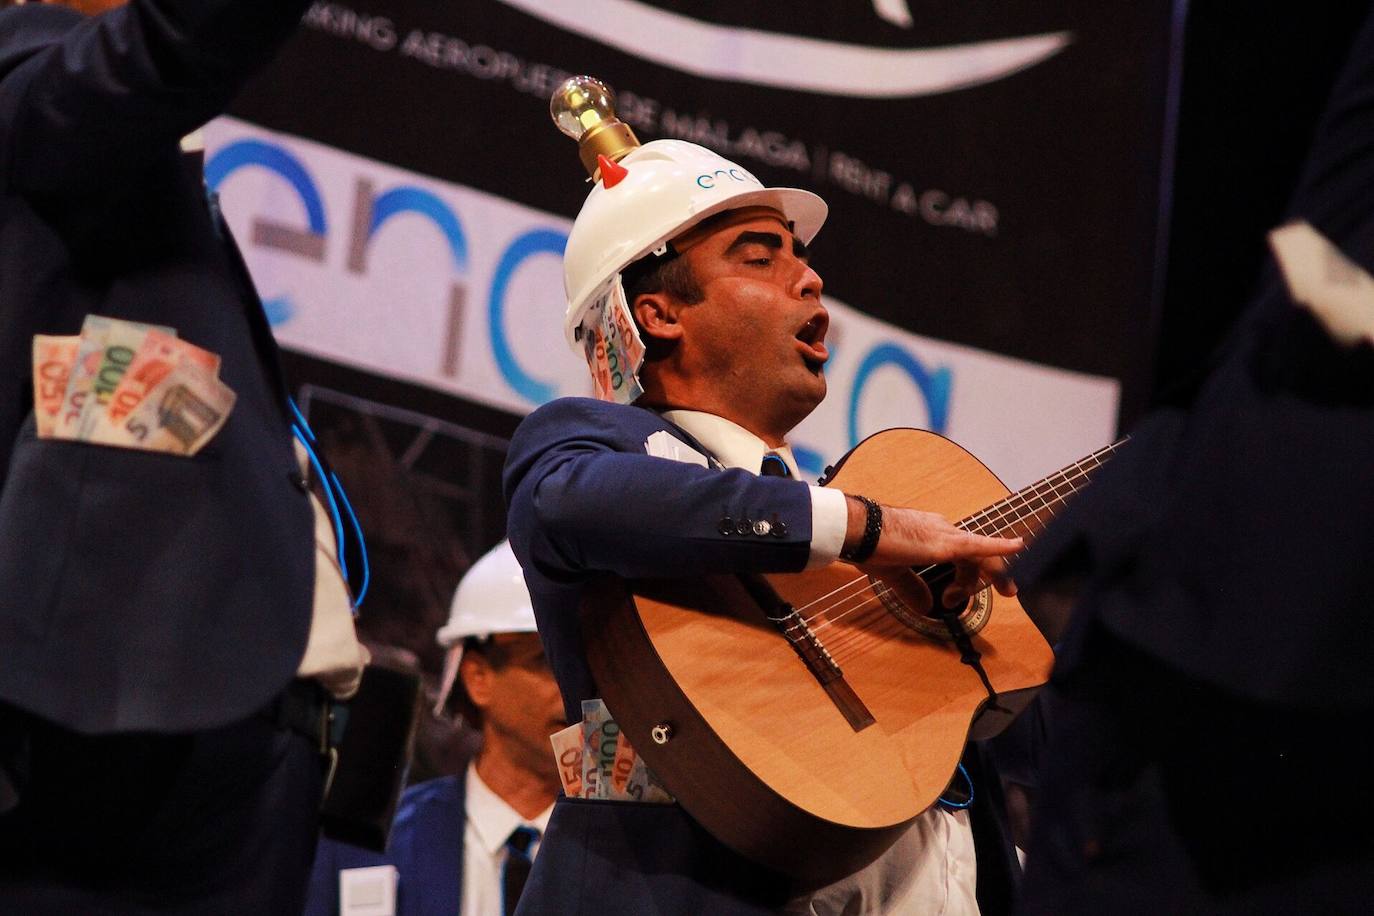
(871, 0, 915, 29)
(495, 0, 1072, 99)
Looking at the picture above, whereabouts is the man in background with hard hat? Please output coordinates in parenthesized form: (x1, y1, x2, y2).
(503, 79, 1026, 914)
(305, 540, 565, 916)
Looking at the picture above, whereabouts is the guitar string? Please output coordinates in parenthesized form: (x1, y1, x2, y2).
(817, 447, 1123, 661)
(792, 448, 1112, 624)
(822, 571, 974, 660)
(817, 483, 1077, 659)
(780, 442, 1123, 661)
(805, 481, 1090, 661)
(804, 485, 1078, 636)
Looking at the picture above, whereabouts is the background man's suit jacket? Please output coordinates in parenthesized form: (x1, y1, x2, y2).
(504, 397, 1020, 914)
(305, 774, 469, 916)
(0, 0, 316, 733)
(1010, 10, 1374, 912)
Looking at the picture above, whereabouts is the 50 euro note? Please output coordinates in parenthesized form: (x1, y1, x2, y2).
(549, 723, 585, 799)
(31, 335, 80, 438)
(104, 355, 235, 456)
(607, 280, 645, 374)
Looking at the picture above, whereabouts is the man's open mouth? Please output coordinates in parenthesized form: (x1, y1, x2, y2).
(795, 311, 829, 371)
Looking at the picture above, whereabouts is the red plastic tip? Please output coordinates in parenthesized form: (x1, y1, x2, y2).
(598, 154, 628, 189)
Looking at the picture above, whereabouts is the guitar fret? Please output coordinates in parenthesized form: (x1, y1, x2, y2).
(957, 439, 1125, 536)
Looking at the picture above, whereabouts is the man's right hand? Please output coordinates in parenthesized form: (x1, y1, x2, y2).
(844, 495, 1023, 612)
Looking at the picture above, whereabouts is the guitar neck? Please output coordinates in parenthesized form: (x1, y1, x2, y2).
(957, 439, 1127, 541)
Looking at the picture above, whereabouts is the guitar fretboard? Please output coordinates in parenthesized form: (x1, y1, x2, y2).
(958, 440, 1126, 540)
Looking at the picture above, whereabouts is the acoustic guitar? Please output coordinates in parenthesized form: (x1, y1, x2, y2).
(582, 428, 1121, 884)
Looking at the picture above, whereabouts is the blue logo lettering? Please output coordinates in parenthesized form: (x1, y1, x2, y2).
(366, 187, 469, 271)
(489, 229, 568, 405)
(204, 140, 327, 236)
(847, 343, 952, 445)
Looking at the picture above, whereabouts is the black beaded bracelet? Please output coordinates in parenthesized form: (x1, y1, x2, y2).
(839, 495, 883, 563)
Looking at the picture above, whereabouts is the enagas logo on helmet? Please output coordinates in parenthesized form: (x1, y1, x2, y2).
(695, 168, 760, 190)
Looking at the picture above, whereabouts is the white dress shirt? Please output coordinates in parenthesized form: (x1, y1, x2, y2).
(461, 764, 554, 916)
(659, 409, 980, 915)
(293, 441, 369, 699)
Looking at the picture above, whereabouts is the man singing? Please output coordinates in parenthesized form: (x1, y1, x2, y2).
(505, 89, 1026, 914)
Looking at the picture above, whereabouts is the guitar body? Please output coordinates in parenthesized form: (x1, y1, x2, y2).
(582, 428, 1056, 885)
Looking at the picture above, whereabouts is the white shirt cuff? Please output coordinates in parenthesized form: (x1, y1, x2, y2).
(806, 486, 849, 569)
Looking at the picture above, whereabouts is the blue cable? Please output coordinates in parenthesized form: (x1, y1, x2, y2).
(329, 468, 370, 607)
(289, 396, 369, 610)
(938, 763, 974, 810)
(288, 397, 316, 443)
(292, 424, 350, 589)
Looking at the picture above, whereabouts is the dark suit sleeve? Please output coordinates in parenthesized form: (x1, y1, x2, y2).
(303, 777, 468, 916)
(504, 399, 816, 583)
(0, 0, 311, 195)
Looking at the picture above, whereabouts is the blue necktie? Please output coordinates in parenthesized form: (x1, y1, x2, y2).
(502, 825, 540, 916)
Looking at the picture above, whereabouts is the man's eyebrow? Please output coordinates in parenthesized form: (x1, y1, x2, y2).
(724, 230, 810, 260)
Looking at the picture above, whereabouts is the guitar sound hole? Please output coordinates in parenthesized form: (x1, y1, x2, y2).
(920, 566, 968, 618)
(869, 567, 993, 641)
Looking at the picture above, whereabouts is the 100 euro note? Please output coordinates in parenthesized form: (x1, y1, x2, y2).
(68, 315, 172, 440)
(581, 698, 615, 800)
(596, 286, 644, 405)
(88, 329, 220, 446)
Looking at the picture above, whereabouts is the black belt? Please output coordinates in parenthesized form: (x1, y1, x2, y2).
(262, 679, 335, 756)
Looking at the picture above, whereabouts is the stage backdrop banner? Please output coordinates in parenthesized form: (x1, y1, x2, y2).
(207, 117, 1116, 485)
(220, 0, 1174, 485)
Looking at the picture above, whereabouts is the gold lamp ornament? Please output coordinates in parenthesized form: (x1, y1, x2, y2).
(550, 76, 640, 184)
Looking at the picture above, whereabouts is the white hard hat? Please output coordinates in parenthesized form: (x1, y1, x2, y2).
(562, 138, 828, 359)
(434, 540, 537, 717)
(436, 540, 536, 647)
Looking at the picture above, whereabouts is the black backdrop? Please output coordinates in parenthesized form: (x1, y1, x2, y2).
(233, 0, 1177, 417)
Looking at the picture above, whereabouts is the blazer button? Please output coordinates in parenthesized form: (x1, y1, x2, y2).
(735, 518, 753, 536)
(718, 517, 734, 535)
(288, 469, 310, 493)
(752, 519, 772, 536)
(771, 521, 788, 537)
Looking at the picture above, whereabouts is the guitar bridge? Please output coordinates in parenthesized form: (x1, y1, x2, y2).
(738, 574, 875, 732)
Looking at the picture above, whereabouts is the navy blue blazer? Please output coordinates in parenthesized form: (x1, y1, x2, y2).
(0, 0, 315, 733)
(305, 774, 468, 916)
(504, 397, 1020, 914)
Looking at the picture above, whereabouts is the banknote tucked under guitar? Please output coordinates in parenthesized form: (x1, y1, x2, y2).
(581, 428, 1122, 884)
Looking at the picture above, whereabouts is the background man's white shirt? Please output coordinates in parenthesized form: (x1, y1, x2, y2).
(462, 763, 553, 916)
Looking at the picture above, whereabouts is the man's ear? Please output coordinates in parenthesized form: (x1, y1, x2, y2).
(633, 293, 686, 343)
(459, 652, 494, 711)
